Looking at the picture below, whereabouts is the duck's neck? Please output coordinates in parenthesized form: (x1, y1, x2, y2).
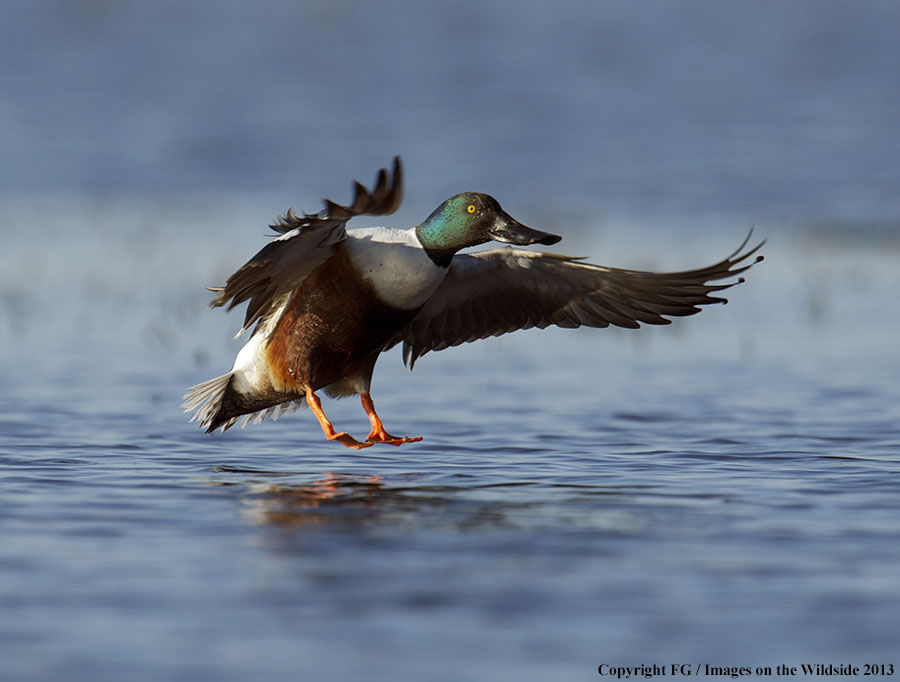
(414, 223, 458, 268)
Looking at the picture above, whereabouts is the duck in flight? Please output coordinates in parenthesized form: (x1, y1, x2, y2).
(184, 157, 764, 449)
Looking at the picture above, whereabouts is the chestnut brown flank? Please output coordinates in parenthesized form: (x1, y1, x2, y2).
(265, 246, 416, 393)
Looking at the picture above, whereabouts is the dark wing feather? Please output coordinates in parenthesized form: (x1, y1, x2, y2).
(387, 230, 764, 368)
(267, 157, 402, 234)
(210, 157, 403, 334)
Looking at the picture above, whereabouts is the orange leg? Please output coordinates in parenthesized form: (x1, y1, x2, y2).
(361, 392, 423, 446)
(305, 389, 372, 450)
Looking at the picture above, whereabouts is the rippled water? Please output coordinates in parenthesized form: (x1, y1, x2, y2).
(3, 220, 900, 680)
(3, 1, 900, 680)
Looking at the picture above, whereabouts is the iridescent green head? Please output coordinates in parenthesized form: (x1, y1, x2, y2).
(415, 192, 560, 267)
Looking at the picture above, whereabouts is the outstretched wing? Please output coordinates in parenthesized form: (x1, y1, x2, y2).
(209, 157, 403, 335)
(388, 231, 765, 368)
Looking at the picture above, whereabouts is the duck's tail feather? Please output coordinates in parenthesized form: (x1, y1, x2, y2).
(183, 373, 234, 433)
(184, 374, 308, 433)
(237, 399, 305, 429)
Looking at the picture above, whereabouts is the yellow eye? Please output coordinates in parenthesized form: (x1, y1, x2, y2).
(466, 204, 476, 214)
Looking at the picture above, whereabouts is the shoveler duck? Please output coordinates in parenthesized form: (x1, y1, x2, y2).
(184, 157, 764, 449)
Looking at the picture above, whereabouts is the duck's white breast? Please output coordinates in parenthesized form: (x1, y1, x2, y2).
(345, 227, 447, 310)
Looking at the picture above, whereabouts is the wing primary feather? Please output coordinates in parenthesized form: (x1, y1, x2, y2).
(388, 231, 764, 367)
(267, 156, 403, 235)
(210, 157, 404, 333)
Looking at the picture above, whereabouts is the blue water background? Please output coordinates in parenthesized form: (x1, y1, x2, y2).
(2, 1, 899, 680)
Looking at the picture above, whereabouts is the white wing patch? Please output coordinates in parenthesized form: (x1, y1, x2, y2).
(345, 227, 447, 310)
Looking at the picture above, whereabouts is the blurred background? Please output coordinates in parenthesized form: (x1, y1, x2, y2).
(2, 0, 898, 359)
(2, 1, 899, 681)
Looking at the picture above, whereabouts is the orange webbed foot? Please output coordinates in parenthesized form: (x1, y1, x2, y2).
(360, 393, 422, 446)
(306, 388, 373, 450)
(329, 432, 374, 450)
(365, 429, 423, 447)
